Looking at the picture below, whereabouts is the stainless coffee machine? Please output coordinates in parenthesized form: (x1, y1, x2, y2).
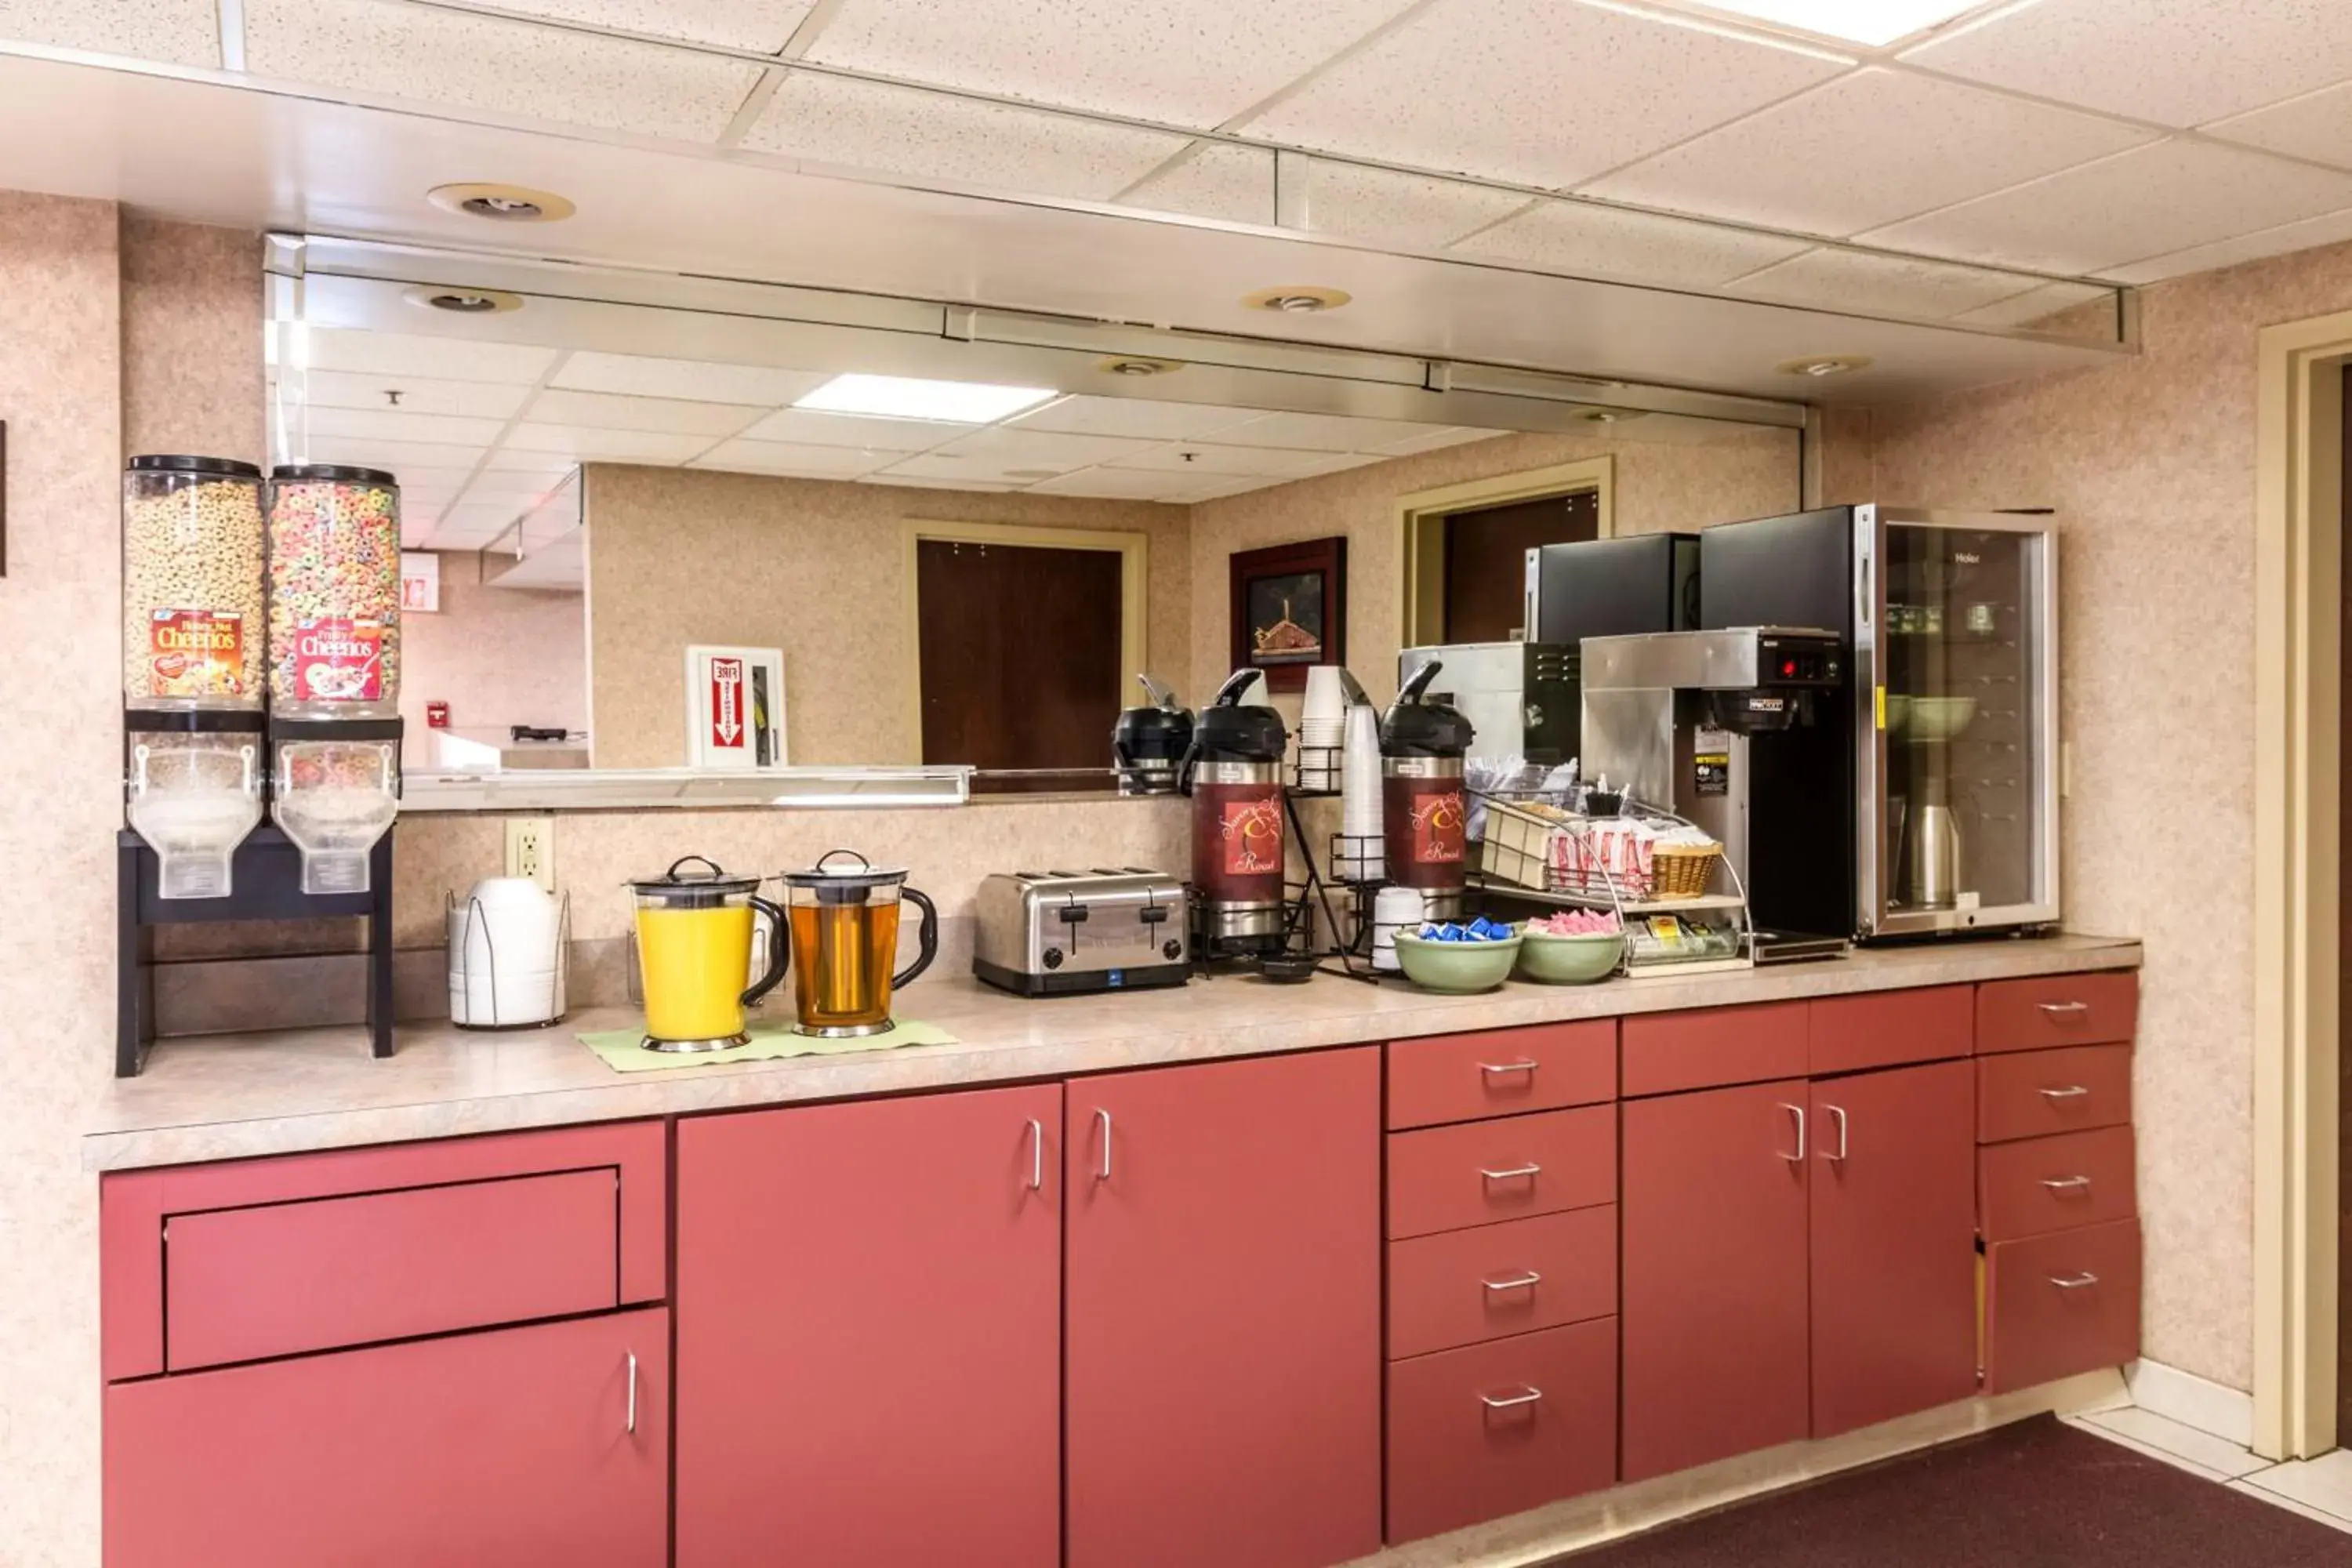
(1580, 627, 1848, 959)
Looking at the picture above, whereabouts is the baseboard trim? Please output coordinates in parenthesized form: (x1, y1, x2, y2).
(1346, 1368, 2129, 1568)
(2125, 1358, 2256, 1450)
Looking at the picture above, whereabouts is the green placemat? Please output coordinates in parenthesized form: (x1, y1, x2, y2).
(579, 1016, 960, 1073)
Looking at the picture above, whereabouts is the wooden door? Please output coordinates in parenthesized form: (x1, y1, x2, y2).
(916, 536, 1123, 787)
(105, 1308, 667, 1568)
(1807, 1061, 1978, 1437)
(674, 1085, 1063, 1568)
(1066, 1048, 1383, 1568)
(1442, 490, 1599, 643)
(1621, 1080, 1812, 1481)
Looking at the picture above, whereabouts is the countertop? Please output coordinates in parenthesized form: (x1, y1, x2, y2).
(88, 934, 2140, 1171)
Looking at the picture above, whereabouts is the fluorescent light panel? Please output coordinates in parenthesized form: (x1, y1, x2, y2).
(1693, 0, 1981, 45)
(794, 373, 1056, 424)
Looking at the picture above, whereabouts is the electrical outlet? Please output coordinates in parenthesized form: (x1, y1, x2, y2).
(505, 817, 557, 893)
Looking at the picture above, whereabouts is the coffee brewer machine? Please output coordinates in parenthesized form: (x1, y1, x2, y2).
(1179, 670, 1290, 958)
(1579, 627, 1848, 959)
(1381, 662, 1475, 922)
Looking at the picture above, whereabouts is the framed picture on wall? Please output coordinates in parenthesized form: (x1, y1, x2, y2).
(1229, 536, 1346, 693)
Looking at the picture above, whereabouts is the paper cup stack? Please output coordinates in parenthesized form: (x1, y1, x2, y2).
(1338, 700, 1386, 883)
(1298, 665, 1345, 792)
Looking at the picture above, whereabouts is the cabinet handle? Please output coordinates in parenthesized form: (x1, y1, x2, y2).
(2041, 1175, 2092, 1193)
(1478, 1163, 1542, 1183)
(1776, 1102, 1807, 1163)
(2038, 1084, 2091, 1101)
(1094, 1108, 1113, 1182)
(1479, 1386, 1544, 1411)
(2049, 1272, 2100, 1290)
(1479, 1059, 1540, 1078)
(2037, 1001, 2090, 1018)
(1025, 1118, 1044, 1191)
(1482, 1270, 1543, 1294)
(625, 1350, 638, 1436)
(1823, 1104, 1849, 1163)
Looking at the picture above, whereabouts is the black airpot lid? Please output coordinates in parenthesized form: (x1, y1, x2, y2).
(1191, 669, 1287, 760)
(1380, 660, 1475, 757)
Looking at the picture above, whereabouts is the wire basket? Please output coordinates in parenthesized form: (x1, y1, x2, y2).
(1478, 798, 1578, 891)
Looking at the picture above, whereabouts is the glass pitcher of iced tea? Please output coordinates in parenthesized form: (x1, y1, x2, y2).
(778, 850, 939, 1038)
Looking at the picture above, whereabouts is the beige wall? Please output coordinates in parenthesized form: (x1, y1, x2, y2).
(398, 551, 588, 766)
(1187, 426, 1802, 706)
(585, 464, 1192, 768)
(1818, 236, 2352, 1393)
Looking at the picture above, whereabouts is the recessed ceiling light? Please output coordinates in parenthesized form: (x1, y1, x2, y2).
(793, 373, 1057, 423)
(402, 285, 524, 315)
(1776, 354, 1873, 379)
(1100, 357, 1183, 377)
(1242, 286, 1352, 314)
(1692, 0, 1980, 46)
(427, 182, 576, 223)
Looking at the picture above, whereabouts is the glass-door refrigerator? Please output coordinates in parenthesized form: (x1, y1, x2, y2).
(1699, 505, 2059, 942)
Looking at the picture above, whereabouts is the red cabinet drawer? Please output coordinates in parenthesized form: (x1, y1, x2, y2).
(1621, 1002, 1806, 1098)
(1977, 1126, 2136, 1243)
(1976, 971, 2139, 1054)
(1385, 1318, 1617, 1544)
(103, 1122, 666, 1381)
(1977, 1045, 2133, 1144)
(1387, 1107, 1616, 1240)
(1809, 986, 1973, 1076)
(1386, 1022, 1616, 1131)
(1387, 1207, 1616, 1360)
(169, 1169, 619, 1372)
(1984, 1218, 2142, 1393)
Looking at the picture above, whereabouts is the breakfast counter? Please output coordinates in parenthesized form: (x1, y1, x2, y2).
(89, 933, 2139, 1171)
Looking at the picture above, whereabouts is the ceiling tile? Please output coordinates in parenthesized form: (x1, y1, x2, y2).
(735, 405, 967, 450)
(2102, 205, 2352, 285)
(690, 439, 896, 479)
(302, 370, 532, 419)
(1726, 246, 2049, 319)
(1106, 441, 1341, 477)
(243, 0, 764, 143)
(2207, 82, 2352, 170)
(2, 0, 220, 67)
(742, 69, 1189, 201)
(438, 498, 533, 531)
(1584, 67, 2153, 238)
(1022, 468, 1199, 501)
(299, 406, 511, 446)
(301, 327, 559, 385)
(457, 468, 578, 499)
(479, 449, 586, 478)
(1007, 395, 1265, 441)
(504, 424, 716, 462)
(1243, 0, 1849, 191)
(296, 436, 488, 472)
(1374, 426, 1507, 456)
(1454, 195, 1812, 288)
(487, 0, 813, 52)
(804, 0, 1418, 130)
(524, 387, 764, 436)
(551, 352, 832, 406)
(1901, 0, 2352, 129)
(927, 426, 1160, 470)
(1125, 144, 1531, 250)
(1864, 138, 2352, 274)
(1208, 410, 1465, 454)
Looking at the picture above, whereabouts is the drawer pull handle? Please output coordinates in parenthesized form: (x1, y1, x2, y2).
(1094, 1108, 1113, 1182)
(1479, 1059, 1541, 1078)
(2038, 1001, 2090, 1018)
(2039, 1085, 2092, 1101)
(1479, 1163, 1542, 1183)
(1823, 1104, 1849, 1163)
(1025, 1118, 1044, 1192)
(626, 1350, 639, 1436)
(1479, 1386, 1544, 1411)
(2049, 1272, 2100, 1290)
(2042, 1175, 2093, 1193)
(1776, 1102, 1807, 1163)
(1482, 1270, 1543, 1294)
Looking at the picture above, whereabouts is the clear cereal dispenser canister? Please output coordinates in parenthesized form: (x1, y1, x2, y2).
(267, 464, 402, 720)
(122, 455, 267, 713)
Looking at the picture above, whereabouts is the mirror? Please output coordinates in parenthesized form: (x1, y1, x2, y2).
(268, 238, 1807, 805)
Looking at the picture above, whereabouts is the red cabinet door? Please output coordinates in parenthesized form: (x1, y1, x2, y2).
(1621, 1080, 1811, 1482)
(675, 1084, 1063, 1568)
(105, 1308, 667, 1568)
(1807, 1062, 1978, 1438)
(1067, 1048, 1382, 1568)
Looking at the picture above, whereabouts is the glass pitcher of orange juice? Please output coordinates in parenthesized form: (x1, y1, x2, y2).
(629, 857, 788, 1051)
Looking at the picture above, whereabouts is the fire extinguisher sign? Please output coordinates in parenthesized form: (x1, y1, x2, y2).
(709, 658, 746, 750)
(685, 644, 788, 770)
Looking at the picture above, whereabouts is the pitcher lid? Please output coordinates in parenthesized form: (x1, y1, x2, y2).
(781, 848, 909, 891)
(629, 855, 763, 902)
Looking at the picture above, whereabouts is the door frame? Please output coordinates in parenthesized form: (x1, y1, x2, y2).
(2252, 311, 2349, 1459)
(1397, 456, 1615, 648)
(898, 519, 1149, 761)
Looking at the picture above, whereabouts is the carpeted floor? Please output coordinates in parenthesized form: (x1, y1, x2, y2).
(1552, 1415, 2350, 1567)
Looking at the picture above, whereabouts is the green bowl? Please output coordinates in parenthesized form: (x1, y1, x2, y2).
(1515, 929, 1624, 985)
(1392, 931, 1523, 993)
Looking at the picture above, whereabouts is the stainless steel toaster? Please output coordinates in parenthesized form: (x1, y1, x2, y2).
(972, 868, 1190, 997)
